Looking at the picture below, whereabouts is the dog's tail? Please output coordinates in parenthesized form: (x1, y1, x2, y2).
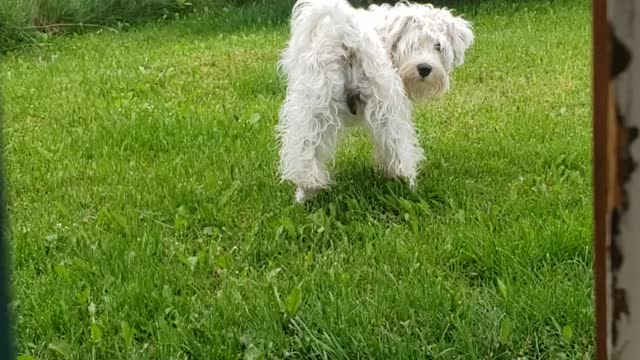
(287, 0, 357, 48)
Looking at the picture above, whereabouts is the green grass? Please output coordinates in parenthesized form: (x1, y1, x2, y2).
(0, 0, 294, 52)
(2, 1, 593, 358)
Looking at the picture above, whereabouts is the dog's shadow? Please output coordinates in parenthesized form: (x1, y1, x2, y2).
(300, 159, 446, 222)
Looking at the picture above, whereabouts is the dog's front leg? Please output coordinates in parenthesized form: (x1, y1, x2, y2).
(364, 95, 424, 190)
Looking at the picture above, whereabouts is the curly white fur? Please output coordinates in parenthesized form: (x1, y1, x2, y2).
(277, 0, 474, 203)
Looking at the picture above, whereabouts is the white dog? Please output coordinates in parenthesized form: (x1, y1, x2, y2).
(277, 0, 474, 203)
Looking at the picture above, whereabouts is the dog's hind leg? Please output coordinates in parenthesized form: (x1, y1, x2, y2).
(277, 89, 342, 203)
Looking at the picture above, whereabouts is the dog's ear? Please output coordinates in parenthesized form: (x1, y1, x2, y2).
(446, 16, 474, 67)
(386, 15, 413, 55)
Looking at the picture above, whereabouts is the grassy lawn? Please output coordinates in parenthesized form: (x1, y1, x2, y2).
(2, 1, 593, 359)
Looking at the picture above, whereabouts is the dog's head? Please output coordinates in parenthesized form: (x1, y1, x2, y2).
(374, 2, 474, 102)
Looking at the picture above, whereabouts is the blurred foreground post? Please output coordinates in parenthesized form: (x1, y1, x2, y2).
(0, 91, 15, 358)
(598, 0, 640, 359)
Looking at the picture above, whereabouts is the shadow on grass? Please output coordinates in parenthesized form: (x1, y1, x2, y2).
(1, 0, 584, 52)
(299, 158, 448, 222)
(170, 0, 583, 37)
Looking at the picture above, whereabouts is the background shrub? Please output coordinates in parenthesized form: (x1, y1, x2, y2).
(0, 0, 559, 51)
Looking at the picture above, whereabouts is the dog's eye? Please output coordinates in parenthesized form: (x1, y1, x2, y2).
(435, 42, 442, 52)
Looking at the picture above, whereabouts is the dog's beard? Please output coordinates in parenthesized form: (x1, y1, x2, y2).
(398, 61, 449, 102)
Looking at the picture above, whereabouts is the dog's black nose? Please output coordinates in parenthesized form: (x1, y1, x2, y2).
(417, 63, 432, 77)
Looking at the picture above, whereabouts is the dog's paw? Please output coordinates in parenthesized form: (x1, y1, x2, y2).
(407, 177, 417, 191)
(377, 164, 397, 180)
(377, 165, 417, 191)
(295, 187, 316, 204)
